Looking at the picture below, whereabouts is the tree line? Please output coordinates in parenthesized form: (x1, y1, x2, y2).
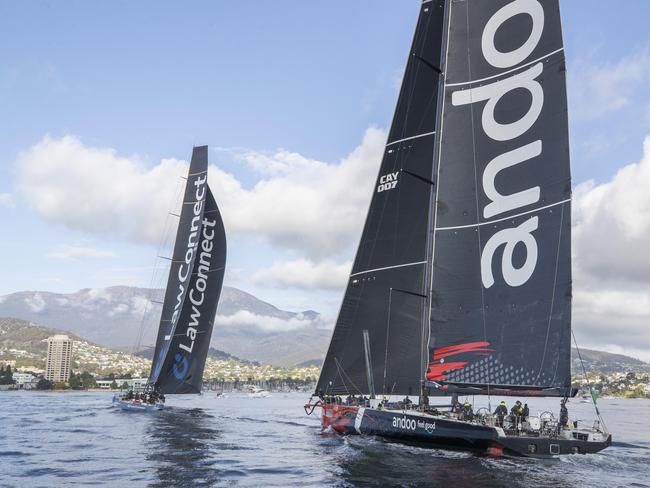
(0, 365, 16, 385)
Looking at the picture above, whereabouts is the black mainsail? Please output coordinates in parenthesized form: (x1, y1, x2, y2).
(317, 0, 446, 397)
(149, 146, 227, 394)
(317, 0, 573, 398)
(426, 0, 572, 397)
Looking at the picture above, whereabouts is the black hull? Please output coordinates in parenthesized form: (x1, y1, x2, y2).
(322, 405, 611, 458)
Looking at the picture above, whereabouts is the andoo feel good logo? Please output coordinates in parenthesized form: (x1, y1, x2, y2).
(450, 0, 548, 289)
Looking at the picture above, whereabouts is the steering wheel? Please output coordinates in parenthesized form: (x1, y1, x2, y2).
(540, 411, 555, 422)
(475, 407, 490, 417)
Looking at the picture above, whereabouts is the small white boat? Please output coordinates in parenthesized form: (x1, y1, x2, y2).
(245, 385, 270, 398)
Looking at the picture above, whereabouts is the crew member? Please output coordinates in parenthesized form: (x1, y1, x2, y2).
(522, 403, 529, 422)
(494, 400, 508, 427)
(510, 401, 524, 423)
(462, 402, 474, 421)
(559, 398, 569, 428)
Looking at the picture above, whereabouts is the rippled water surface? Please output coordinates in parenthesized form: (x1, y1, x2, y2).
(1, 391, 648, 487)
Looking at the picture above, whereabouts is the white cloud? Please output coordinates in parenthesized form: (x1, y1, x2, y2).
(252, 259, 352, 290)
(108, 303, 129, 317)
(130, 295, 153, 317)
(47, 245, 115, 261)
(570, 47, 650, 119)
(208, 127, 384, 257)
(16, 135, 188, 244)
(0, 193, 15, 208)
(214, 310, 329, 333)
(86, 287, 112, 302)
(24, 293, 46, 313)
(16, 129, 384, 259)
(572, 136, 650, 359)
(573, 136, 650, 282)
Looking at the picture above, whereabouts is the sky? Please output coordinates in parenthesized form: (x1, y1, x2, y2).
(1, 1, 650, 360)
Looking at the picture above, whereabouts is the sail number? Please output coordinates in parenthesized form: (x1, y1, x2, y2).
(451, 0, 546, 289)
(377, 172, 399, 193)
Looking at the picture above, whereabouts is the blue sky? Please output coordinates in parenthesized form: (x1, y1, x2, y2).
(1, 1, 650, 357)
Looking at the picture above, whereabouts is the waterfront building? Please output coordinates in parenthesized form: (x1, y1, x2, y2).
(12, 372, 37, 390)
(95, 377, 148, 390)
(45, 335, 73, 383)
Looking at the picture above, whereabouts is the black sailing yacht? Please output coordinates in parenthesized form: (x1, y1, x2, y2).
(113, 146, 226, 411)
(306, 0, 611, 457)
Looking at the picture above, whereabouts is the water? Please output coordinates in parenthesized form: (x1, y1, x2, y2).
(1, 391, 648, 487)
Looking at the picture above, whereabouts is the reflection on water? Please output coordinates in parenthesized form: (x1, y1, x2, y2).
(146, 408, 222, 487)
(1, 392, 649, 487)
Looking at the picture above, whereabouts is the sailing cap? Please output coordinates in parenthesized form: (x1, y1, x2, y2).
(500, 400, 506, 405)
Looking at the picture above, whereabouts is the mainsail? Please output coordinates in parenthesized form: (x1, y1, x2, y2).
(317, 0, 573, 398)
(149, 146, 227, 394)
(316, 0, 446, 397)
(426, 0, 572, 397)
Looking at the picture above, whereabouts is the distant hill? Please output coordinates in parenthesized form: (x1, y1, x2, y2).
(0, 286, 329, 367)
(3, 286, 649, 373)
(571, 348, 650, 374)
(0, 317, 85, 356)
(134, 346, 259, 366)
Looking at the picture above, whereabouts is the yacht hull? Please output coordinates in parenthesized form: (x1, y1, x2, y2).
(320, 404, 611, 458)
(112, 395, 164, 412)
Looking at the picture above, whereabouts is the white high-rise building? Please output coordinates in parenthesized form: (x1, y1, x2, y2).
(45, 335, 73, 383)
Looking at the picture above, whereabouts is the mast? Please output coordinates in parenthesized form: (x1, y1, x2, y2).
(316, 0, 446, 397)
(426, 0, 574, 397)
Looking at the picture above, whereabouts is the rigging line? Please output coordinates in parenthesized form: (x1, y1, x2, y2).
(463, 0, 492, 408)
(435, 199, 571, 231)
(537, 203, 566, 384)
(138, 174, 185, 364)
(134, 176, 183, 355)
(334, 357, 361, 395)
(572, 330, 608, 433)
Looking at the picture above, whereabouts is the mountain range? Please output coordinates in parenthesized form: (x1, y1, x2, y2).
(0, 286, 330, 367)
(2, 285, 649, 374)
